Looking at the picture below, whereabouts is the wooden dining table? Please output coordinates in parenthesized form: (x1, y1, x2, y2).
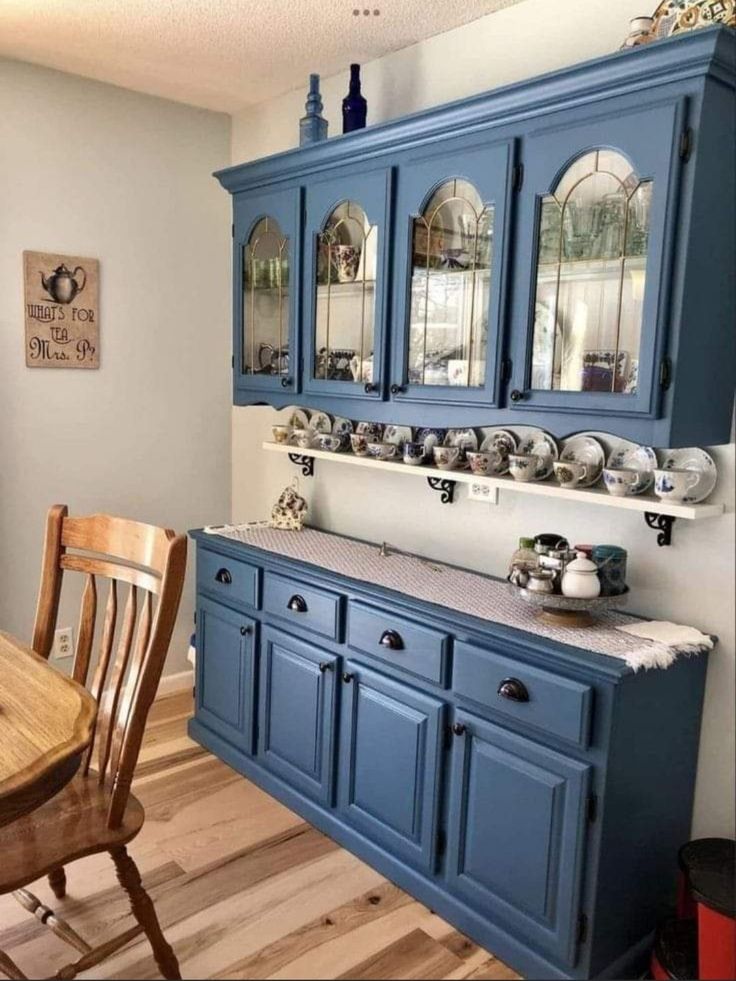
(0, 631, 96, 830)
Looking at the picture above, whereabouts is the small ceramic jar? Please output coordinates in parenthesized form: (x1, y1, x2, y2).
(561, 552, 601, 599)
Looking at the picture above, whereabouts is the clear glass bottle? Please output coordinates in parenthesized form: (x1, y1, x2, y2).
(509, 537, 539, 586)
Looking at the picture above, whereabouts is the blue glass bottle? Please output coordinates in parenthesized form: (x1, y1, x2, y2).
(300, 74, 328, 146)
(342, 64, 367, 134)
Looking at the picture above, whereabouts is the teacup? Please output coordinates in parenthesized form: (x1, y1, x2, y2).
(271, 425, 292, 445)
(350, 433, 370, 456)
(603, 468, 639, 497)
(317, 434, 345, 453)
(654, 468, 700, 503)
(553, 460, 588, 489)
(330, 244, 361, 283)
(403, 441, 427, 466)
(292, 428, 315, 449)
(433, 446, 461, 471)
(467, 450, 501, 476)
(367, 441, 398, 461)
(508, 454, 539, 482)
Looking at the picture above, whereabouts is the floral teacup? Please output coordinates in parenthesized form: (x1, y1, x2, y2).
(272, 425, 292, 445)
(508, 454, 539, 482)
(317, 434, 346, 453)
(553, 460, 588, 489)
(403, 441, 427, 466)
(467, 450, 501, 476)
(330, 244, 361, 283)
(433, 446, 461, 471)
(654, 468, 700, 503)
(603, 468, 639, 497)
(350, 433, 370, 456)
(292, 428, 315, 450)
(367, 442, 398, 461)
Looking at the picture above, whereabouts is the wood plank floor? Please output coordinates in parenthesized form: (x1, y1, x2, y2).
(0, 692, 520, 980)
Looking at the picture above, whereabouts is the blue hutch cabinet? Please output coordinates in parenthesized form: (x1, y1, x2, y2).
(217, 28, 735, 445)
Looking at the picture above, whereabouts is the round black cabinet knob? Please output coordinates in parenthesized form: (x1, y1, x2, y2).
(379, 629, 404, 651)
(390, 383, 407, 395)
(342, 672, 354, 684)
(215, 568, 232, 585)
(364, 382, 379, 394)
(287, 594, 308, 613)
(319, 661, 333, 673)
(240, 625, 251, 636)
(452, 722, 467, 737)
(497, 677, 529, 702)
(280, 376, 293, 388)
(510, 389, 525, 403)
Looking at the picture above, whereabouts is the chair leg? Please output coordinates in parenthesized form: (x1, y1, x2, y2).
(110, 847, 180, 980)
(48, 867, 67, 900)
(0, 947, 27, 980)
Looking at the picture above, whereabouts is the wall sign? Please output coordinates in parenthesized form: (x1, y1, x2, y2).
(24, 251, 99, 368)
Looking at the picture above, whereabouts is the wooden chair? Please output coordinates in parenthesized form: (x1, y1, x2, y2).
(0, 505, 187, 981)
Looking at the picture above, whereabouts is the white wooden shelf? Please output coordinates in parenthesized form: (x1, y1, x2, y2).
(262, 441, 725, 522)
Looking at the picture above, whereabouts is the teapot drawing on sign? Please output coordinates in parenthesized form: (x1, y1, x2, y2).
(40, 264, 86, 304)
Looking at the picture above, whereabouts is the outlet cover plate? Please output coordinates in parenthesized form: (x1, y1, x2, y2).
(468, 482, 498, 504)
(53, 626, 74, 660)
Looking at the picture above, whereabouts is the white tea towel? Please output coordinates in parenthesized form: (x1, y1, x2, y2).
(615, 621, 714, 671)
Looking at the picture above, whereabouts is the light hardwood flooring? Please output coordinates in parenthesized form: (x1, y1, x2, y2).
(0, 692, 520, 980)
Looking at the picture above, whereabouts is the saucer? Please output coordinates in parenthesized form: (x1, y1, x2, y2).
(660, 448, 717, 503)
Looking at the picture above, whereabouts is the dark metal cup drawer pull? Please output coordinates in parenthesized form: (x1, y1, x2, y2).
(379, 629, 404, 651)
(497, 677, 530, 703)
(215, 568, 232, 585)
(287, 594, 308, 613)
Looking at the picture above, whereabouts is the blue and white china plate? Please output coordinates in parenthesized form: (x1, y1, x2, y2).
(383, 425, 413, 449)
(480, 429, 517, 457)
(309, 410, 332, 434)
(444, 428, 478, 461)
(355, 421, 383, 438)
(517, 429, 558, 480)
(332, 416, 354, 437)
(661, 447, 717, 503)
(560, 435, 605, 487)
(416, 428, 447, 454)
(606, 441, 658, 495)
(284, 407, 309, 431)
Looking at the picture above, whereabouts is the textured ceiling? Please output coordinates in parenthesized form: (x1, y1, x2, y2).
(0, 0, 527, 112)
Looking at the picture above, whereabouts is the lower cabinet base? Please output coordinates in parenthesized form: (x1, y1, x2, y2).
(188, 718, 650, 981)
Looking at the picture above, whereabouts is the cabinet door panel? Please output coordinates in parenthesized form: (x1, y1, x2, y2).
(303, 167, 392, 400)
(447, 712, 590, 965)
(233, 186, 301, 397)
(259, 626, 337, 804)
(195, 597, 256, 753)
(338, 664, 444, 873)
(508, 98, 684, 418)
(391, 136, 514, 407)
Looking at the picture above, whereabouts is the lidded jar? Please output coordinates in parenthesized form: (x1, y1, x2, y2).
(561, 551, 601, 599)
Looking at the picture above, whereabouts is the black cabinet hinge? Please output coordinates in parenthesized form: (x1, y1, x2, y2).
(231, 222, 235, 237)
(659, 356, 672, 391)
(679, 127, 693, 162)
(512, 163, 524, 192)
(577, 913, 588, 945)
(501, 357, 513, 383)
(586, 794, 598, 823)
(231, 354, 235, 369)
(437, 829, 447, 857)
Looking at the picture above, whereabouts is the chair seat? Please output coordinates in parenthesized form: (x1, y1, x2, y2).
(0, 772, 144, 894)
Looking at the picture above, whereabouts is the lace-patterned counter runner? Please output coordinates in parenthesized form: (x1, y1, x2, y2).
(205, 525, 712, 671)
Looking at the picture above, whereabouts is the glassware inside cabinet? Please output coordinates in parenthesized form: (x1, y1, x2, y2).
(242, 217, 290, 377)
(531, 149, 651, 395)
(408, 179, 494, 388)
(314, 200, 377, 384)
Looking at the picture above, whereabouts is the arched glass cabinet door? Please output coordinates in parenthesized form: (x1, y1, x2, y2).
(303, 168, 392, 399)
(233, 187, 300, 398)
(508, 101, 684, 419)
(391, 139, 513, 406)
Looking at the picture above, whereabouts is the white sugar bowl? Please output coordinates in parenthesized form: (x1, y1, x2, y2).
(561, 551, 601, 599)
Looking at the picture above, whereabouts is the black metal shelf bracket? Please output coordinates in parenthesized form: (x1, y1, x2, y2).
(288, 454, 315, 477)
(644, 512, 676, 547)
(427, 477, 456, 504)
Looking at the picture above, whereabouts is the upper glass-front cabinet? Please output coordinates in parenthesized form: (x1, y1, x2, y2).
(233, 187, 301, 396)
(391, 139, 513, 406)
(508, 101, 684, 418)
(303, 168, 392, 399)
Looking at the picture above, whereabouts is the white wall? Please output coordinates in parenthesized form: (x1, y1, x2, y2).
(0, 59, 232, 676)
(230, 0, 735, 839)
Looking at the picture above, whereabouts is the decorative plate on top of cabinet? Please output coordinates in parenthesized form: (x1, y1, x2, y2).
(650, 0, 736, 37)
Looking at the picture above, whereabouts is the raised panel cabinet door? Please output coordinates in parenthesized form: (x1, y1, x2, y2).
(259, 626, 338, 804)
(390, 136, 514, 407)
(446, 711, 591, 966)
(302, 166, 393, 400)
(195, 597, 257, 753)
(338, 663, 444, 873)
(507, 98, 685, 420)
(233, 185, 301, 398)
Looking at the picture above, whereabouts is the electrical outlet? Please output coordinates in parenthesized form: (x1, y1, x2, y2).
(468, 482, 498, 505)
(53, 626, 74, 660)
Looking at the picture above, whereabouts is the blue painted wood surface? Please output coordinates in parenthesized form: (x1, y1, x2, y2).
(189, 532, 710, 979)
(218, 28, 735, 446)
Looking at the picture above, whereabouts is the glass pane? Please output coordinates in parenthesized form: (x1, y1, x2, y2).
(408, 179, 494, 388)
(242, 217, 289, 376)
(531, 150, 650, 396)
(314, 201, 377, 383)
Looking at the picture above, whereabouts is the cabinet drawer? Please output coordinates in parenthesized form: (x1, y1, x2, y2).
(453, 642, 592, 747)
(263, 572, 343, 641)
(347, 602, 449, 687)
(198, 548, 260, 609)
